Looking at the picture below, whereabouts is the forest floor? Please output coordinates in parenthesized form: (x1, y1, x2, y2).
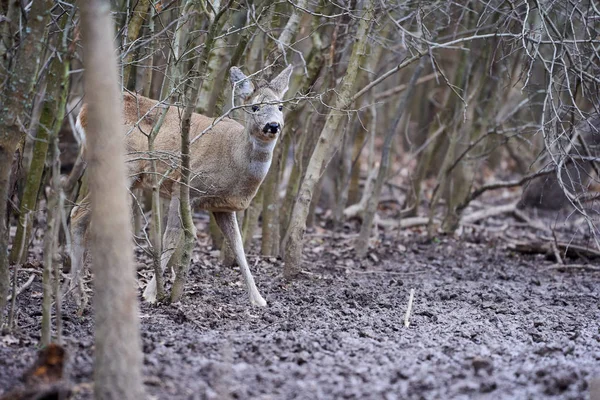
(1, 200, 599, 400)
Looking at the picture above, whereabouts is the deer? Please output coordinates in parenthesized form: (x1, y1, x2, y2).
(69, 65, 294, 307)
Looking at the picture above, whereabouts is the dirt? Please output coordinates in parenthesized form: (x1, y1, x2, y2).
(1, 211, 599, 400)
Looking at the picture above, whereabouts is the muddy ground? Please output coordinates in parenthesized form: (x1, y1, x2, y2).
(1, 207, 599, 399)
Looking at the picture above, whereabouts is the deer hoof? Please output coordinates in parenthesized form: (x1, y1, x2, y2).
(142, 277, 158, 303)
(251, 293, 267, 307)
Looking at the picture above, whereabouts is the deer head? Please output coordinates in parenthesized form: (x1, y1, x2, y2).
(230, 65, 294, 145)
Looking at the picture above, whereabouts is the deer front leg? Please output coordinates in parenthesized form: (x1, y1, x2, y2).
(143, 194, 183, 303)
(212, 211, 267, 307)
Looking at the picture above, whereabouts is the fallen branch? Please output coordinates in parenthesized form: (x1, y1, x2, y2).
(545, 264, 600, 272)
(5, 274, 35, 302)
(507, 239, 600, 260)
(347, 269, 426, 276)
(512, 209, 552, 233)
(460, 202, 518, 224)
(374, 215, 440, 229)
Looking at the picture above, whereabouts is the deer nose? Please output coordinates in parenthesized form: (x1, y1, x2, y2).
(263, 122, 280, 134)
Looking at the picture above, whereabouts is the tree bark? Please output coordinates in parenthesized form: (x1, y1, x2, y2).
(283, 1, 373, 279)
(260, 0, 308, 256)
(80, 1, 145, 398)
(41, 33, 72, 344)
(0, 0, 52, 328)
(122, 0, 151, 88)
(172, 0, 231, 300)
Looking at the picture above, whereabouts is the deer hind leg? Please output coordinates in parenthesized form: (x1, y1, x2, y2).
(69, 194, 92, 310)
(212, 211, 267, 307)
(142, 194, 183, 303)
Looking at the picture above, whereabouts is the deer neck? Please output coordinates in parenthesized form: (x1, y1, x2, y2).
(238, 127, 276, 183)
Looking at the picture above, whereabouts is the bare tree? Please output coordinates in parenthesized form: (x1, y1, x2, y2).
(80, 0, 145, 398)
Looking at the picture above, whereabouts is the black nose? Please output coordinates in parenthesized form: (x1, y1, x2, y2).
(263, 122, 280, 134)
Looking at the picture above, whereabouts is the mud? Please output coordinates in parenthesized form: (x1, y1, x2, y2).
(1, 213, 599, 399)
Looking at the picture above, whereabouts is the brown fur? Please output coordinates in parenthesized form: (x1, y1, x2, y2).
(120, 92, 265, 211)
(78, 92, 272, 210)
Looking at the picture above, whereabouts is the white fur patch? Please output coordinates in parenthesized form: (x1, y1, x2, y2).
(252, 137, 277, 152)
(75, 113, 87, 146)
(248, 159, 272, 180)
(248, 137, 276, 180)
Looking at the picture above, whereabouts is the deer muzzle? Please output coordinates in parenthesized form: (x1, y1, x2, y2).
(263, 122, 280, 135)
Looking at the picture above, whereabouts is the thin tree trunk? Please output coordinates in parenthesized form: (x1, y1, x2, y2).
(141, 4, 156, 97)
(278, 43, 325, 237)
(8, 85, 48, 265)
(41, 33, 72, 344)
(347, 108, 371, 206)
(197, 7, 229, 115)
(0, 0, 51, 328)
(355, 58, 427, 257)
(171, 89, 197, 302)
(122, 0, 151, 88)
(145, 0, 198, 302)
(242, 194, 262, 252)
(41, 142, 60, 346)
(171, 2, 203, 300)
(283, 1, 374, 279)
(147, 106, 170, 300)
(173, 0, 231, 299)
(426, 52, 470, 236)
(260, 0, 307, 255)
(209, 212, 224, 249)
(80, 1, 145, 398)
(212, 4, 254, 116)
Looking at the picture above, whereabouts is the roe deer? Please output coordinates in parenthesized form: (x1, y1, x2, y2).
(69, 65, 294, 307)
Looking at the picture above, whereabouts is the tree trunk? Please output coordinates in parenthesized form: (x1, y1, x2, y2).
(260, 0, 308, 256)
(122, 0, 151, 89)
(0, 0, 52, 328)
(41, 31, 72, 344)
(355, 58, 427, 257)
(80, 1, 145, 398)
(172, 0, 231, 298)
(41, 141, 60, 346)
(212, 5, 255, 116)
(8, 85, 47, 266)
(283, 1, 374, 279)
(278, 42, 325, 238)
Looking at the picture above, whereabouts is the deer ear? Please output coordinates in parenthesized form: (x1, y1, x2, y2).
(269, 65, 294, 98)
(229, 67, 254, 101)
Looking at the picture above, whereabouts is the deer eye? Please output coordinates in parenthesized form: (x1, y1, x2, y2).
(252, 105, 260, 112)
(278, 105, 283, 111)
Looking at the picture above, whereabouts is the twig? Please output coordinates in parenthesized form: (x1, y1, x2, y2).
(5, 274, 35, 302)
(457, 169, 553, 211)
(404, 288, 415, 328)
(508, 239, 600, 259)
(348, 270, 426, 276)
(370, 215, 439, 229)
(512, 209, 552, 233)
(374, 73, 437, 101)
(545, 264, 600, 272)
(551, 231, 564, 264)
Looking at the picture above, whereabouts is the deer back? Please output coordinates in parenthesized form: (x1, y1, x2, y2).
(121, 93, 265, 211)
